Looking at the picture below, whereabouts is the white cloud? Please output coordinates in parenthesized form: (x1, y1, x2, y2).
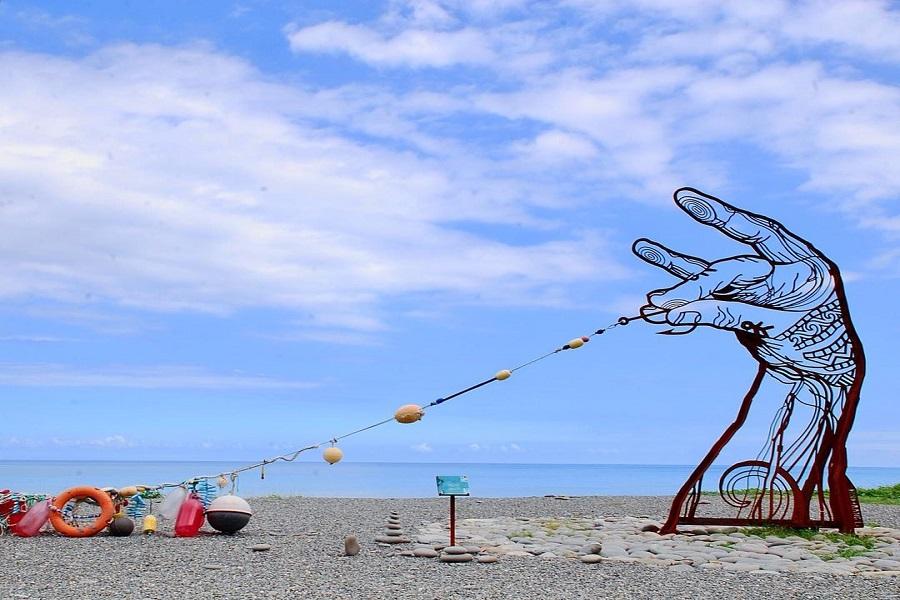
(0, 44, 626, 333)
(285, 21, 494, 68)
(0, 363, 317, 389)
(412, 442, 433, 453)
(50, 434, 134, 448)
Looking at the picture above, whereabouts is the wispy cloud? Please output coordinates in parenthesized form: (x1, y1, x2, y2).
(0, 43, 625, 335)
(0, 363, 317, 390)
(0, 334, 76, 343)
(411, 442, 433, 453)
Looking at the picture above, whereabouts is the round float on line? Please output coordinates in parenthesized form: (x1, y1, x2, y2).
(394, 404, 424, 424)
(323, 446, 344, 465)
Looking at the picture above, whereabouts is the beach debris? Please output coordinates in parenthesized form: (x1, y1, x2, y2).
(158, 486, 188, 520)
(344, 535, 360, 556)
(206, 495, 252, 535)
(10, 499, 51, 537)
(50, 487, 116, 538)
(250, 543, 271, 552)
(142, 514, 158, 535)
(174, 493, 205, 537)
(323, 446, 343, 465)
(108, 516, 135, 537)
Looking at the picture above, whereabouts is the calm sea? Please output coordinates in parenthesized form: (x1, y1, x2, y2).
(2, 461, 899, 497)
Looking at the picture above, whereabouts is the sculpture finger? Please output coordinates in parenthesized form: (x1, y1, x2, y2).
(665, 299, 798, 335)
(646, 256, 773, 310)
(674, 188, 827, 264)
(632, 238, 710, 280)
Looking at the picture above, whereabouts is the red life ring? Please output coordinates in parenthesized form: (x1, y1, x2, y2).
(50, 486, 115, 538)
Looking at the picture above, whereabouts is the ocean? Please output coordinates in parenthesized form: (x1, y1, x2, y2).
(2, 461, 899, 497)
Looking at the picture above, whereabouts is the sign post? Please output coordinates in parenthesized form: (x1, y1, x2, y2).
(436, 475, 469, 547)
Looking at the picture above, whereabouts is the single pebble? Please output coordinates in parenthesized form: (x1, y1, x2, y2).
(580, 555, 602, 564)
(344, 535, 360, 556)
(440, 553, 473, 563)
(414, 548, 439, 558)
(250, 544, 271, 552)
(477, 555, 498, 564)
(203, 564, 225, 570)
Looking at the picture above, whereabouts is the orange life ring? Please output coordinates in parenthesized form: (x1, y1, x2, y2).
(50, 486, 115, 538)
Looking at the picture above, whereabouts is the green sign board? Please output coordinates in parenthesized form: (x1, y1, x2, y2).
(436, 475, 470, 496)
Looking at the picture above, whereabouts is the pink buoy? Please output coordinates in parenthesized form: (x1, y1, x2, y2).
(174, 493, 205, 537)
(12, 499, 51, 537)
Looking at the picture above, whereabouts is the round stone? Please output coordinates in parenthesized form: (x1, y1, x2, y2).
(442, 545, 470, 555)
(477, 555, 499, 564)
(440, 553, 473, 563)
(250, 544, 271, 552)
(413, 548, 439, 558)
(375, 535, 410, 544)
(580, 554, 602, 564)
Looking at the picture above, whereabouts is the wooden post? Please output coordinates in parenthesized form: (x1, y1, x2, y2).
(449, 495, 456, 546)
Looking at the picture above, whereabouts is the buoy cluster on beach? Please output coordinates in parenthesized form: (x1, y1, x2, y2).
(2, 326, 619, 541)
(1, 483, 253, 539)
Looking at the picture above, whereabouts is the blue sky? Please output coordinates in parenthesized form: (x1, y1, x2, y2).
(0, 1, 898, 467)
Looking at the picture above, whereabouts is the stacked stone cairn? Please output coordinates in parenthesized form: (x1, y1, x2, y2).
(375, 511, 410, 544)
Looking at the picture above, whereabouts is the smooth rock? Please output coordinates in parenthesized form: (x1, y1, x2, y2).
(580, 555, 602, 564)
(440, 553, 474, 563)
(375, 535, 410, 544)
(250, 544, 271, 552)
(344, 535, 360, 556)
(203, 564, 225, 570)
(580, 543, 602, 555)
(477, 555, 499, 564)
(443, 545, 470, 555)
(413, 548, 439, 558)
(668, 564, 694, 573)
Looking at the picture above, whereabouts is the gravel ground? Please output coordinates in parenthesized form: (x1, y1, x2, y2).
(2, 496, 898, 600)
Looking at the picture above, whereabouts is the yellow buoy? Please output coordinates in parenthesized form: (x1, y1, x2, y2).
(495, 369, 511, 381)
(323, 446, 344, 465)
(394, 404, 424, 424)
(142, 514, 158, 534)
(217, 475, 229, 489)
(118, 486, 138, 497)
(566, 337, 585, 349)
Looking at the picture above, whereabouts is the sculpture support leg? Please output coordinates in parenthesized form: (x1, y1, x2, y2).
(660, 364, 767, 534)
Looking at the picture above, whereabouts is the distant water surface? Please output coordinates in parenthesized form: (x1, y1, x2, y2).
(1, 461, 898, 497)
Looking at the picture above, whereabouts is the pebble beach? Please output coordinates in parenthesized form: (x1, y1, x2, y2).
(3, 495, 899, 600)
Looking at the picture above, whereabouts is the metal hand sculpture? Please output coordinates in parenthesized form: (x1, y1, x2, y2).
(634, 188, 865, 534)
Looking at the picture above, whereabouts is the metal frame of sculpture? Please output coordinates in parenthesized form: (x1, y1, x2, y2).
(633, 188, 865, 534)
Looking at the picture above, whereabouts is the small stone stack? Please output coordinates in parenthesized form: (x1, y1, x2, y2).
(439, 545, 474, 563)
(375, 511, 410, 544)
